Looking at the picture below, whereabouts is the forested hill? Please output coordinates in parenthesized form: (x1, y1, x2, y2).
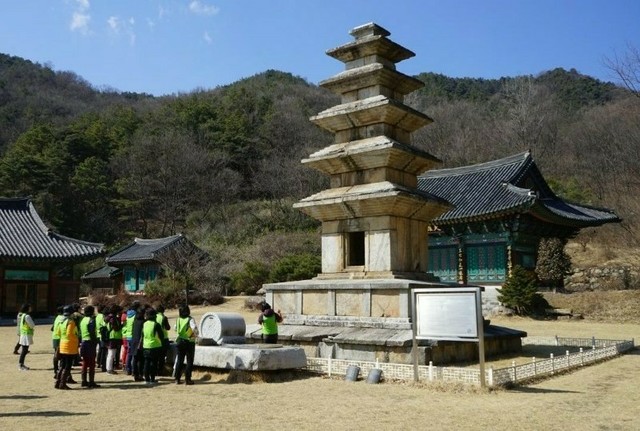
(0, 53, 153, 151)
(414, 68, 623, 108)
(1, 52, 623, 153)
(0, 52, 638, 263)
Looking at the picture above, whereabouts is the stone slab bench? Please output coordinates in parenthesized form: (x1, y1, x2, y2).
(192, 344, 307, 371)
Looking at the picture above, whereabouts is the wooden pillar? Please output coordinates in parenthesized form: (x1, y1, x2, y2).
(457, 238, 467, 284)
(507, 244, 513, 279)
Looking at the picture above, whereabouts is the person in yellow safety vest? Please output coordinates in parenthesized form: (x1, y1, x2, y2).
(105, 305, 123, 374)
(140, 308, 164, 385)
(18, 303, 35, 370)
(174, 305, 199, 385)
(154, 304, 171, 376)
(55, 305, 79, 389)
(123, 301, 139, 375)
(51, 305, 65, 378)
(258, 302, 283, 344)
(95, 304, 107, 372)
(79, 305, 100, 388)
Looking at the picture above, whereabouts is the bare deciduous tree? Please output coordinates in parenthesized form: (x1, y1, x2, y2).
(605, 43, 640, 97)
(153, 236, 212, 303)
(113, 130, 241, 237)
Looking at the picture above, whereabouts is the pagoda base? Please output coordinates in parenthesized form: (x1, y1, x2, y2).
(260, 278, 526, 364)
(245, 323, 525, 365)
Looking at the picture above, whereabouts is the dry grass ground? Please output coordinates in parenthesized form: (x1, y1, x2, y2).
(544, 290, 640, 324)
(1, 297, 639, 431)
(566, 241, 640, 267)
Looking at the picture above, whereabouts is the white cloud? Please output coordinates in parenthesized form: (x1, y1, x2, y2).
(203, 31, 212, 44)
(106, 15, 136, 46)
(189, 1, 219, 16)
(70, 12, 91, 34)
(75, 0, 90, 11)
(107, 16, 120, 32)
(69, 0, 90, 35)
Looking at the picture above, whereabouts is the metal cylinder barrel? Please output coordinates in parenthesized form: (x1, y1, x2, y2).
(345, 364, 360, 382)
(199, 312, 247, 345)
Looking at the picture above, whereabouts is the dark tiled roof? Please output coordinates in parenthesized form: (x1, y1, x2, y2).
(0, 197, 105, 261)
(106, 234, 187, 265)
(418, 152, 620, 226)
(81, 265, 121, 280)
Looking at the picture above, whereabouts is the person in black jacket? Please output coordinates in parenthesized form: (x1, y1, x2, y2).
(129, 304, 147, 382)
(155, 304, 171, 376)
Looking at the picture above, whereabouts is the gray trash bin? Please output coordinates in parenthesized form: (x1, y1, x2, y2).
(366, 368, 382, 384)
(345, 364, 360, 382)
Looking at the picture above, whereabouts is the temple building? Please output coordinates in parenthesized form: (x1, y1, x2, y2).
(0, 197, 104, 317)
(104, 234, 205, 293)
(419, 152, 621, 285)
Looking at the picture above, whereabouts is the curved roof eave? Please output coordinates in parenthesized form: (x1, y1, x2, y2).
(106, 234, 188, 265)
(530, 199, 622, 227)
(0, 197, 105, 260)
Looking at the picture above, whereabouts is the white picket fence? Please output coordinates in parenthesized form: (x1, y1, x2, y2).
(305, 337, 635, 387)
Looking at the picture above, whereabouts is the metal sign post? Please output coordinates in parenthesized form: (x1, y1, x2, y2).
(411, 287, 486, 387)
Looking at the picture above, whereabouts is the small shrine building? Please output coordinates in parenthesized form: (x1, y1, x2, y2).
(104, 234, 204, 293)
(419, 151, 621, 285)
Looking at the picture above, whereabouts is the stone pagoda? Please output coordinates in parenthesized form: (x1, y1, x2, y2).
(258, 23, 489, 363)
(294, 22, 449, 281)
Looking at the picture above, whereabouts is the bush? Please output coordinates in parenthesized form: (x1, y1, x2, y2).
(229, 253, 321, 295)
(230, 261, 270, 295)
(244, 295, 265, 311)
(144, 276, 187, 308)
(88, 290, 114, 310)
(188, 286, 225, 306)
(268, 253, 321, 283)
(498, 265, 549, 316)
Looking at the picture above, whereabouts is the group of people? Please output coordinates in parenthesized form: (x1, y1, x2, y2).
(15, 301, 200, 389)
(14, 299, 283, 390)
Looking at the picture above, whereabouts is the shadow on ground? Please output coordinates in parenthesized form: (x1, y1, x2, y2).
(0, 411, 90, 417)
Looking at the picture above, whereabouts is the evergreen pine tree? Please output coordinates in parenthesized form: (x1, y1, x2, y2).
(498, 265, 548, 315)
(535, 237, 572, 289)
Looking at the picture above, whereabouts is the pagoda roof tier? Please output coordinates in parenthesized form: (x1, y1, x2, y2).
(319, 63, 424, 96)
(302, 135, 441, 176)
(327, 24, 415, 64)
(418, 151, 621, 228)
(310, 95, 433, 134)
(293, 181, 450, 222)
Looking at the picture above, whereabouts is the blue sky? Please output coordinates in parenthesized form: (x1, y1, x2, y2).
(1, 0, 638, 96)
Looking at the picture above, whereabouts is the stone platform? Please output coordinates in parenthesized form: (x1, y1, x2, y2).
(259, 277, 527, 365)
(246, 323, 526, 365)
(191, 344, 307, 371)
